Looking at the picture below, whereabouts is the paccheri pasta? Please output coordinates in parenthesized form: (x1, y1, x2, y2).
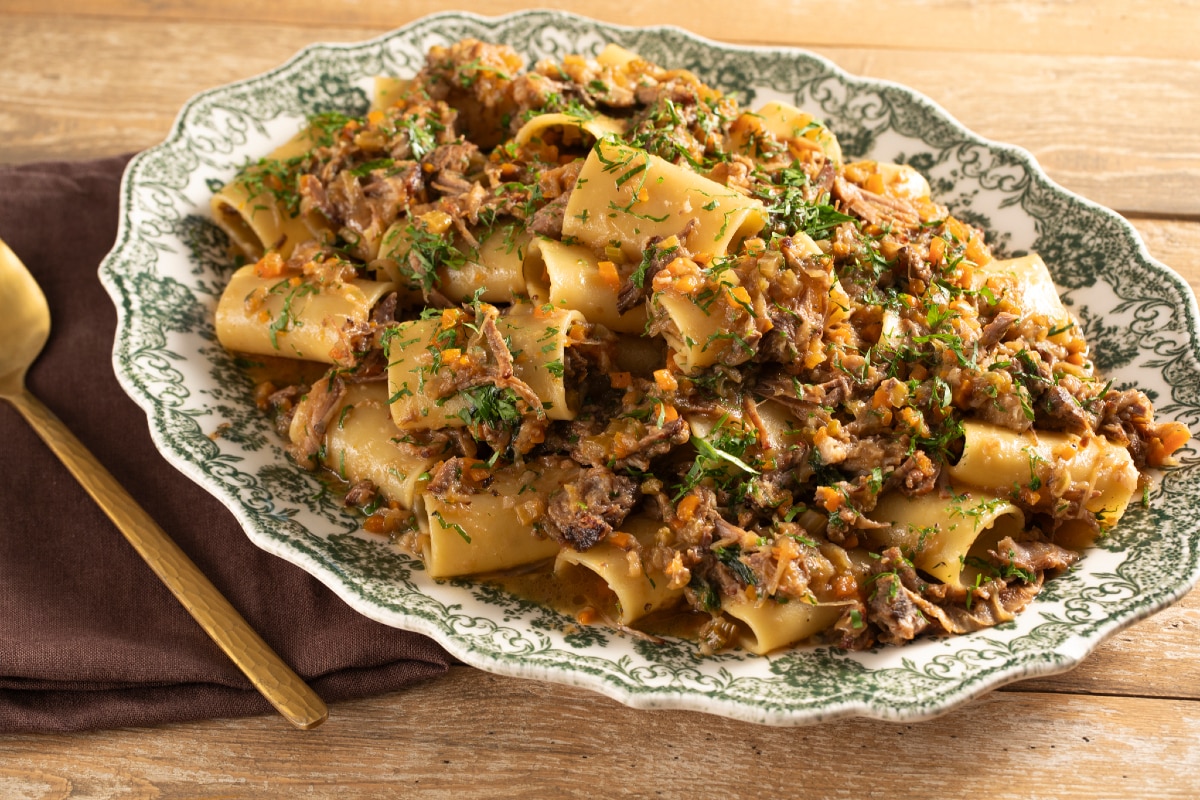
(212, 39, 1191, 653)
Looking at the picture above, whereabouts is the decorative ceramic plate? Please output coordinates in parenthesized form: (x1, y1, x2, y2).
(99, 10, 1200, 724)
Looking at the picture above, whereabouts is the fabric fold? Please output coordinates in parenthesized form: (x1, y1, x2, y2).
(0, 155, 452, 734)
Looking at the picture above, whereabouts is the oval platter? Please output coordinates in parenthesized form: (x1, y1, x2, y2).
(98, 9, 1200, 725)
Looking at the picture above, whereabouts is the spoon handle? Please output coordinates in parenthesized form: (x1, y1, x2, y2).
(7, 388, 328, 730)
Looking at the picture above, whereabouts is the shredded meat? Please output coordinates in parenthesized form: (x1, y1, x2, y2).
(892, 451, 941, 496)
(527, 191, 571, 238)
(979, 311, 1018, 348)
(868, 571, 932, 644)
(832, 176, 921, 229)
(541, 467, 639, 551)
(344, 480, 377, 508)
(890, 244, 931, 289)
(1038, 384, 1096, 434)
(616, 224, 697, 314)
(286, 373, 347, 469)
(989, 536, 1080, 575)
(619, 417, 690, 471)
(414, 39, 524, 150)
(840, 435, 907, 476)
(426, 457, 486, 502)
(862, 546, 1056, 646)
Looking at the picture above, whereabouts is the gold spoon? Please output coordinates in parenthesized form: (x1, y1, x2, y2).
(0, 237, 327, 730)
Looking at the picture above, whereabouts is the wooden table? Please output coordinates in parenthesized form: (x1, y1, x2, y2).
(2, 2, 1198, 796)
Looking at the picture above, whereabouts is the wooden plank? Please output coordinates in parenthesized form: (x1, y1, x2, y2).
(1129, 217, 1200, 298)
(4, 0, 1198, 60)
(0, 671, 1198, 798)
(1017, 587, 1200, 699)
(1, 15, 1197, 217)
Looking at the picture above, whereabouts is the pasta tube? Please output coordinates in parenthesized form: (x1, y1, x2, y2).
(385, 308, 586, 430)
(649, 256, 753, 373)
(523, 237, 647, 333)
(420, 460, 572, 578)
(439, 226, 531, 304)
(215, 264, 395, 363)
(867, 489, 1026, 588)
(210, 130, 319, 259)
(562, 137, 766, 261)
(318, 382, 445, 510)
(514, 111, 628, 150)
(722, 596, 844, 655)
(948, 420, 1139, 529)
(728, 101, 843, 167)
(973, 254, 1070, 327)
(554, 516, 682, 625)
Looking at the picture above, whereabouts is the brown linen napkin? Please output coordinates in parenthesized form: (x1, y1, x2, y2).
(0, 155, 451, 733)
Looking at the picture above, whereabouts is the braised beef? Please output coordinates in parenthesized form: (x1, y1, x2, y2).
(541, 467, 639, 551)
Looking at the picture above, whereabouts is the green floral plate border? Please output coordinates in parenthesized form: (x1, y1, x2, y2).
(99, 10, 1200, 725)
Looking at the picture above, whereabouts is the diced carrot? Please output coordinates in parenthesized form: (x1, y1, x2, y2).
(653, 369, 678, 392)
(832, 574, 858, 599)
(609, 371, 632, 389)
(928, 236, 946, 265)
(676, 494, 701, 522)
(1148, 422, 1192, 466)
(803, 341, 826, 369)
(363, 513, 390, 535)
(814, 485, 844, 513)
(254, 251, 287, 279)
(598, 260, 621, 292)
(956, 261, 975, 287)
(608, 531, 634, 549)
(966, 236, 991, 267)
(728, 285, 753, 308)
(900, 406, 929, 437)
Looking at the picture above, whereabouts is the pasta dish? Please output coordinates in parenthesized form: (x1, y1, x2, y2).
(211, 39, 1190, 653)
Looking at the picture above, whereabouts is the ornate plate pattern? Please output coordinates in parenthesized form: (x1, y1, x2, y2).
(99, 10, 1200, 724)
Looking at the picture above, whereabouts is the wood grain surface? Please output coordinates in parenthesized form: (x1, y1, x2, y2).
(1, 2, 1198, 797)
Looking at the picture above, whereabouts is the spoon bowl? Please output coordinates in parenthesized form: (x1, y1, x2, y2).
(0, 238, 51, 397)
(0, 236, 327, 730)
